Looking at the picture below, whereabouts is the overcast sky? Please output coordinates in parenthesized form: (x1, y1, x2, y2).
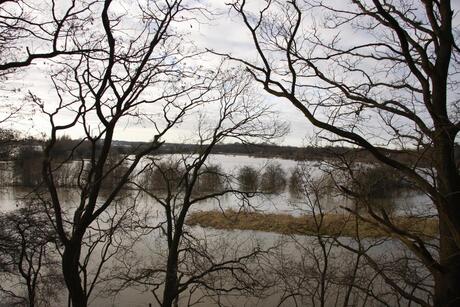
(1, 0, 318, 146)
(2, 0, 459, 147)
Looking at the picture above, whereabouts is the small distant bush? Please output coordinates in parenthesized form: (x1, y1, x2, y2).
(144, 160, 185, 192)
(195, 164, 224, 193)
(143, 161, 224, 195)
(288, 167, 303, 197)
(261, 162, 286, 194)
(352, 165, 412, 214)
(354, 165, 410, 199)
(0, 129, 19, 160)
(100, 153, 130, 190)
(13, 146, 43, 187)
(237, 166, 259, 192)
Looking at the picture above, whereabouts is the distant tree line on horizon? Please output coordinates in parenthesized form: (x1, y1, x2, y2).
(2, 133, 457, 167)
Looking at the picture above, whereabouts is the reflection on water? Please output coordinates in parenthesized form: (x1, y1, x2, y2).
(0, 155, 436, 306)
(0, 185, 434, 307)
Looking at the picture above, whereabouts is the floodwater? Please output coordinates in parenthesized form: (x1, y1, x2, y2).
(0, 155, 435, 306)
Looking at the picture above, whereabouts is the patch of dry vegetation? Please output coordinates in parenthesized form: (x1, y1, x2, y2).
(186, 210, 438, 238)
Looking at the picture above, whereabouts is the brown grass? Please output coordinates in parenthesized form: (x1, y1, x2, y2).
(186, 210, 438, 238)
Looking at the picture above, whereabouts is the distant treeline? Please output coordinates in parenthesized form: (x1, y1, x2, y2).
(1, 136, 459, 167)
(109, 141, 460, 166)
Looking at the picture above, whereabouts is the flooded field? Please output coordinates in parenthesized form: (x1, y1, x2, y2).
(0, 155, 436, 306)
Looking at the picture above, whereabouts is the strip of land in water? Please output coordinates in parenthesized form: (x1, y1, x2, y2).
(186, 210, 438, 238)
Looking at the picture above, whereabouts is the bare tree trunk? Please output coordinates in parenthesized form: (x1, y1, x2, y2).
(26, 278, 36, 307)
(435, 219, 460, 307)
(433, 126, 460, 307)
(62, 242, 87, 307)
(162, 242, 179, 307)
(435, 170, 460, 306)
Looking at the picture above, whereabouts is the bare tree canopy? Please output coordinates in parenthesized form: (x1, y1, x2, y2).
(0, 0, 97, 72)
(221, 0, 460, 306)
(0, 0, 99, 126)
(28, 1, 215, 306)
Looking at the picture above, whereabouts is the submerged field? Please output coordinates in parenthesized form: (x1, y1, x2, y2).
(0, 154, 438, 306)
(187, 210, 439, 238)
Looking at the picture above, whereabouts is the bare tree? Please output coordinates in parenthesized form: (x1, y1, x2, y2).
(237, 165, 260, 192)
(0, 0, 96, 72)
(76, 192, 151, 305)
(219, 1, 460, 305)
(0, 0, 98, 125)
(13, 145, 43, 187)
(260, 162, 287, 194)
(272, 162, 430, 307)
(109, 70, 286, 307)
(0, 201, 62, 307)
(26, 1, 215, 306)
